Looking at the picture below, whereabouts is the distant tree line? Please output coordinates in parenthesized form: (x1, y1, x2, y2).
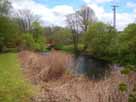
(0, 0, 46, 52)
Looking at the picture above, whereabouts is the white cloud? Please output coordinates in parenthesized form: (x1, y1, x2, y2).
(127, 2, 136, 13)
(88, 3, 135, 31)
(52, 5, 74, 16)
(83, 0, 112, 4)
(127, 2, 136, 8)
(9, 0, 136, 31)
(10, 0, 74, 26)
(83, 0, 135, 30)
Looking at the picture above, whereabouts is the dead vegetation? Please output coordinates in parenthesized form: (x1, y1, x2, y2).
(18, 51, 136, 102)
(31, 71, 136, 102)
(18, 50, 73, 84)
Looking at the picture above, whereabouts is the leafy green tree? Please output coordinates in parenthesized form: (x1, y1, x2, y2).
(0, 16, 20, 52)
(32, 21, 44, 38)
(48, 27, 72, 45)
(84, 22, 117, 59)
(118, 23, 136, 65)
(21, 33, 35, 50)
(33, 35, 45, 51)
(0, 0, 22, 52)
(31, 21, 46, 51)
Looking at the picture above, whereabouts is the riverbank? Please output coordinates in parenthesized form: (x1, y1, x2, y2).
(18, 50, 136, 102)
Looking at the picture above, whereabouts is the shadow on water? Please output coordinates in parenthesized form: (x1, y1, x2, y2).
(73, 55, 111, 80)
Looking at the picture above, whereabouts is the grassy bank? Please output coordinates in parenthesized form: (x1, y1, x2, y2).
(0, 53, 34, 102)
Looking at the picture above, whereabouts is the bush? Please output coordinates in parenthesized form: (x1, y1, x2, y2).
(84, 22, 117, 59)
(119, 83, 128, 92)
(21, 33, 46, 52)
(0, 16, 20, 52)
(116, 23, 136, 66)
(33, 35, 45, 51)
(129, 92, 136, 102)
(22, 33, 35, 50)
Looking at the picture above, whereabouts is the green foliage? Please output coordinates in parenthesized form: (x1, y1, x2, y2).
(84, 22, 117, 59)
(34, 35, 45, 51)
(31, 22, 46, 51)
(22, 33, 35, 50)
(56, 45, 74, 52)
(22, 33, 45, 51)
(47, 27, 72, 45)
(84, 22, 136, 66)
(0, 16, 21, 52)
(120, 65, 136, 75)
(119, 83, 128, 92)
(129, 93, 136, 102)
(120, 67, 136, 102)
(0, 53, 34, 102)
(121, 68, 132, 75)
(117, 23, 136, 65)
(129, 85, 136, 102)
(0, 15, 46, 52)
(55, 44, 84, 53)
(32, 21, 44, 38)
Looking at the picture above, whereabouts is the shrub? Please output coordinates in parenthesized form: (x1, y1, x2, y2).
(129, 92, 136, 102)
(121, 68, 132, 75)
(119, 83, 128, 92)
(84, 22, 117, 59)
(22, 33, 35, 50)
(0, 16, 20, 52)
(117, 23, 136, 66)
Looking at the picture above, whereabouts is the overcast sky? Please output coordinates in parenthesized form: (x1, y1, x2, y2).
(10, 0, 136, 31)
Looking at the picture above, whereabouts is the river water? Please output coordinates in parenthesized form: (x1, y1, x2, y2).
(73, 55, 112, 79)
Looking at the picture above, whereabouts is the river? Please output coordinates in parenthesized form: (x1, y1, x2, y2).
(73, 55, 112, 80)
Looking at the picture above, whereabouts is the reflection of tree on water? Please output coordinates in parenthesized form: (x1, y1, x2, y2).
(74, 55, 111, 80)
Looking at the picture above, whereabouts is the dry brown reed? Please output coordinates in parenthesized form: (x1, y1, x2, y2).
(18, 50, 73, 83)
(18, 51, 136, 102)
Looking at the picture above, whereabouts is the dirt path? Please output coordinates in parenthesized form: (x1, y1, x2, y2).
(18, 51, 136, 102)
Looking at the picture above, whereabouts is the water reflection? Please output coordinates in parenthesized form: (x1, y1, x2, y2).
(74, 55, 111, 80)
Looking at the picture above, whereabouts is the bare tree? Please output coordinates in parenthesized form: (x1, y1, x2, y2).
(0, 0, 11, 16)
(15, 9, 39, 32)
(77, 6, 96, 32)
(66, 13, 79, 55)
(66, 6, 96, 55)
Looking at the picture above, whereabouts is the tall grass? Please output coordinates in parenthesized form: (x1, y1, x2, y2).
(31, 70, 136, 102)
(19, 51, 73, 83)
(18, 51, 136, 102)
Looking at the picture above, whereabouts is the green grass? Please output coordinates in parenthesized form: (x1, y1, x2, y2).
(0, 53, 34, 102)
(54, 44, 84, 53)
